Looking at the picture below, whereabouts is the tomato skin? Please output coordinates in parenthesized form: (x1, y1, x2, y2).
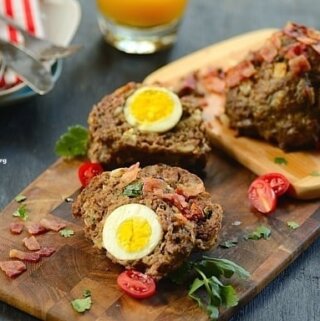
(248, 179, 277, 214)
(117, 270, 156, 299)
(259, 173, 290, 196)
(78, 162, 103, 187)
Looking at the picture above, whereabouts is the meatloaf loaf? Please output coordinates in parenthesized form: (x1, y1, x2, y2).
(87, 82, 210, 170)
(225, 22, 320, 150)
(72, 163, 222, 280)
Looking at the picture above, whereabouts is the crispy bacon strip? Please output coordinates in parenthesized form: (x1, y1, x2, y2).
(177, 74, 198, 97)
(176, 182, 205, 198)
(121, 162, 140, 186)
(23, 236, 40, 251)
(0, 261, 26, 278)
(225, 60, 256, 88)
(39, 218, 66, 232)
(27, 223, 48, 235)
(36, 246, 56, 257)
(10, 222, 24, 235)
(9, 249, 41, 263)
(289, 55, 311, 75)
(142, 177, 170, 194)
(259, 41, 278, 62)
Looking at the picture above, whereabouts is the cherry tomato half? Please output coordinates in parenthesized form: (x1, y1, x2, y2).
(259, 173, 290, 196)
(117, 270, 156, 299)
(78, 162, 103, 187)
(248, 179, 277, 214)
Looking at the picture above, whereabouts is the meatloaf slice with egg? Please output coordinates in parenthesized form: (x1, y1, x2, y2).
(87, 82, 210, 170)
(72, 163, 222, 280)
(225, 22, 320, 150)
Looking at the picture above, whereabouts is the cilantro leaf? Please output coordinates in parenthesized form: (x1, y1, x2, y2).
(71, 289, 92, 313)
(55, 125, 88, 158)
(60, 228, 75, 238)
(71, 297, 92, 313)
(245, 225, 271, 240)
(15, 194, 27, 203)
(274, 157, 288, 165)
(123, 181, 143, 198)
(287, 221, 300, 230)
(12, 205, 28, 221)
(310, 171, 320, 177)
(219, 238, 238, 249)
(186, 258, 249, 320)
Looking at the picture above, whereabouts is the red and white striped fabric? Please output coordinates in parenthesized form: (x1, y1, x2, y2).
(0, 0, 44, 90)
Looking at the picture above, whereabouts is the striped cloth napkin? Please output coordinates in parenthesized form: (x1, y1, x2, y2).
(0, 0, 44, 90)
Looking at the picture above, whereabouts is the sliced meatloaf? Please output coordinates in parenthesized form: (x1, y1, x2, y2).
(87, 82, 210, 170)
(72, 164, 222, 280)
(225, 22, 320, 150)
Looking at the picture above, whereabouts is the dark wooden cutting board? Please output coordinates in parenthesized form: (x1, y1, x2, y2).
(1, 30, 320, 321)
(0, 153, 319, 321)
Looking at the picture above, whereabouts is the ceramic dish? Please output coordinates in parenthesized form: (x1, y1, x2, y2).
(0, 0, 81, 105)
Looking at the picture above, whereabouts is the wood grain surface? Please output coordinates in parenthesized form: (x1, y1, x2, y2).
(0, 152, 319, 321)
(145, 29, 320, 200)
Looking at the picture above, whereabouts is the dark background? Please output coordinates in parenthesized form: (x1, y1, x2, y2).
(0, 0, 319, 320)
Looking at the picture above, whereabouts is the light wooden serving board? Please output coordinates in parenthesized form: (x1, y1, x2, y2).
(145, 29, 320, 200)
(0, 30, 320, 321)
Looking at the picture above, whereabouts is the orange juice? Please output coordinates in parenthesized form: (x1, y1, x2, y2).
(96, 0, 188, 28)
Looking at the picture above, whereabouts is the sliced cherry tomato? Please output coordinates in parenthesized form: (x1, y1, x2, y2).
(117, 270, 156, 299)
(248, 178, 277, 214)
(259, 172, 290, 196)
(78, 162, 103, 187)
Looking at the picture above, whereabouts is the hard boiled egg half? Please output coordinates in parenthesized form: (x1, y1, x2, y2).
(124, 86, 183, 133)
(102, 204, 163, 261)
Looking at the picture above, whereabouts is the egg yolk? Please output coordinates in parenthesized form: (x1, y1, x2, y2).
(116, 217, 152, 252)
(130, 89, 174, 123)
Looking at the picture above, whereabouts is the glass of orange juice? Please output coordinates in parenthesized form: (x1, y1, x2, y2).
(96, 0, 189, 54)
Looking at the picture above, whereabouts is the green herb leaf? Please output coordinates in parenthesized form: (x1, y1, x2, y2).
(245, 225, 271, 240)
(182, 257, 250, 321)
(71, 289, 92, 313)
(220, 284, 239, 308)
(219, 238, 238, 249)
(201, 257, 250, 280)
(123, 181, 143, 198)
(55, 125, 88, 158)
(71, 297, 92, 313)
(309, 170, 320, 177)
(287, 221, 300, 230)
(274, 157, 288, 165)
(60, 228, 75, 238)
(12, 205, 28, 221)
(15, 194, 27, 203)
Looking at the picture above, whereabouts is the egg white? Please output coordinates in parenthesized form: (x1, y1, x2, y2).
(124, 86, 183, 133)
(102, 203, 163, 261)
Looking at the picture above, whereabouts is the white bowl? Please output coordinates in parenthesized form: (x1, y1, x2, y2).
(0, 0, 81, 98)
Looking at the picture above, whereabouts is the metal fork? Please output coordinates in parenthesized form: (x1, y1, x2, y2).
(0, 13, 81, 61)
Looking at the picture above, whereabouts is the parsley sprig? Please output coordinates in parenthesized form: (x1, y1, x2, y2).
(169, 257, 250, 320)
(123, 181, 143, 198)
(55, 125, 88, 158)
(12, 205, 29, 221)
(71, 289, 92, 313)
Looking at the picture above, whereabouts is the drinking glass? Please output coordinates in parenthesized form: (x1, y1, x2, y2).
(96, 0, 189, 54)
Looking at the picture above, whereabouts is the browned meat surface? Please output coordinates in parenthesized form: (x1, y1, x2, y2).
(87, 82, 210, 171)
(72, 164, 222, 280)
(225, 22, 320, 150)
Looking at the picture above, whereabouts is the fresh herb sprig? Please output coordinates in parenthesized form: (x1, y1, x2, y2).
(169, 257, 250, 320)
(123, 181, 143, 198)
(244, 225, 271, 240)
(12, 205, 29, 221)
(71, 289, 92, 313)
(55, 125, 88, 158)
(60, 228, 75, 238)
